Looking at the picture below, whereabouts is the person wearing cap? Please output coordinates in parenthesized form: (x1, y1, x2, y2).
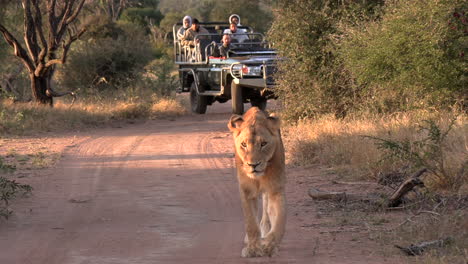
(177, 15, 192, 40)
(181, 18, 209, 48)
(228, 14, 247, 34)
(223, 22, 249, 43)
(229, 14, 242, 26)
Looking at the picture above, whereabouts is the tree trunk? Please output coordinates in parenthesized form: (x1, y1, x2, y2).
(30, 73, 53, 106)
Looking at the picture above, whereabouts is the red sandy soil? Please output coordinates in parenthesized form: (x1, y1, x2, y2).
(0, 102, 406, 264)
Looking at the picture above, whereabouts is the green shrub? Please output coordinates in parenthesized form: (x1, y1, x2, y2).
(340, 0, 467, 112)
(0, 159, 32, 219)
(58, 20, 154, 92)
(268, 0, 384, 120)
(144, 57, 178, 97)
(121, 7, 163, 28)
(366, 117, 467, 190)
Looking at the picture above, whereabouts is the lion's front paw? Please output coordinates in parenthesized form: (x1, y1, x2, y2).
(241, 244, 264, 258)
(261, 235, 278, 257)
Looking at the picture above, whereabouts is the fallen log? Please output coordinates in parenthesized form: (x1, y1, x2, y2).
(387, 168, 427, 207)
(395, 237, 453, 256)
(308, 188, 347, 201)
(307, 188, 369, 202)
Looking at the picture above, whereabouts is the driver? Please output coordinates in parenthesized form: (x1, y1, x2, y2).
(212, 34, 231, 58)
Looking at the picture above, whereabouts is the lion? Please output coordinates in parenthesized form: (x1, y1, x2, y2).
(227, 107, 286, 258)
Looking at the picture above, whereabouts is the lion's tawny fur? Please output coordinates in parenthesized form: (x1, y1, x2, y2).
(228, 107, 286, 258)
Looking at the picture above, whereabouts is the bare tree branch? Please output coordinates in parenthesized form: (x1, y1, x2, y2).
(56, 0, 75, 39)
(1, 0, 86, 105)
(43, 27, 85, 68)
(32, 0, 48, 63)
(22, 0, 39, 63)
(0, 24, 35, 73)
(66, 0, 85, 24)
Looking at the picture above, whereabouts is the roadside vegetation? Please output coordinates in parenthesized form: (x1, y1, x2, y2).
(0, 0, 272, 218)
(284, 111, 467, 190)
(0, 0, 466, 261)
(270, 0, 467, 189)
(271, 0, 467, 262)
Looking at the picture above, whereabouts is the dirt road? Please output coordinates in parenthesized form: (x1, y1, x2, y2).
(0, 103, 402, 264)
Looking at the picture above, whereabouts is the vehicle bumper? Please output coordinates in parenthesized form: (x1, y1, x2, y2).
(232, 78, 275, 89)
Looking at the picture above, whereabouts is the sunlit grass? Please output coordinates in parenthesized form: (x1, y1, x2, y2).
(283, 110, 467, 190)
(0, 92, 187, 136)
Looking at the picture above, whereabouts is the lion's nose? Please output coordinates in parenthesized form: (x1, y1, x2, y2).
(247, 162, 261, 169)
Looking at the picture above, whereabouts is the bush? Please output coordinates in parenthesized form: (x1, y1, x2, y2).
(340, 0, 467, 112)
(0, 160, 32, 219)
(268, 0, 384, 120)
(57, 20, 154, 92)
(367, 118, 467, 189)
(144, 57, 178, 96)
(269, 0, 466, 120)
(283, 111, 467, 190)
(121, 7, 163, 28)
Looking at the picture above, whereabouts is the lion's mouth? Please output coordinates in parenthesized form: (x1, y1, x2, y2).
(248, 170, 264, 178)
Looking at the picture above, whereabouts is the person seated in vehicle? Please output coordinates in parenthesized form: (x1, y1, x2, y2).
(177, 15, 192, 40)
(223, 23, 249, 43)
(181, 18, 210, 48)
(211, 34, 231, 58)
(228, 14, 247, 33)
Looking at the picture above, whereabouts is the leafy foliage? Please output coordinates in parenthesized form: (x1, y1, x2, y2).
(340, 0, 467, 112)
(366, 118, 465, 189)
(144, 57, 178, 97)
(162, 0, 273, 33)
(58, 19, 155, 91)
(0, 157, 32, 219)
(269, 0, 466, 120)
(269, 0, 384, 120)
(120, 7, 163, 27)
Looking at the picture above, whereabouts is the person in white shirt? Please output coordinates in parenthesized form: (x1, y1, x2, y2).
(223, 23, 249, 43)
(229, 14, 248, 34)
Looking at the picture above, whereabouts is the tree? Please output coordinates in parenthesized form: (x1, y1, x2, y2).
(95, 0, 160, 22)
(0, 0, 86, 106)
(98, 0, 127, 21)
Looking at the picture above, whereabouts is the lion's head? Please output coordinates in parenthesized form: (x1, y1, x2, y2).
(228, 107, 281, 179)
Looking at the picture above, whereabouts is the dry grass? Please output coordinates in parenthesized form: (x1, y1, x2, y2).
(0, 94, 187, 136)
(283, 110, 467, 189)
(383, 204, 468, 264)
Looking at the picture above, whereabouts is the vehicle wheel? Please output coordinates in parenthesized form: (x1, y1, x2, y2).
(231, 81, 244, 115)
(190, 82, 208, 114)
(250, 97, 267, 111)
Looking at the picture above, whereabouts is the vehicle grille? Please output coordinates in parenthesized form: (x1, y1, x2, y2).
(264, 65, 277, 85)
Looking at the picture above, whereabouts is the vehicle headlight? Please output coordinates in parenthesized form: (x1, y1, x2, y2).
(231, 64, 263, 78)
(241, 65, 262, 76)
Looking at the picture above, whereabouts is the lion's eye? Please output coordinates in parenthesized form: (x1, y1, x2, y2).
(241, 142, 247, 148)
(261, 142, 267, 147)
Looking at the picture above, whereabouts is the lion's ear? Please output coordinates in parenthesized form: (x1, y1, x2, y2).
(228, 114, 244, 132)
(267, 113, 281, 135)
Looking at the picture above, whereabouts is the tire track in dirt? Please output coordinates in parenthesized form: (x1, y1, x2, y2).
(0, 104, 404, 264)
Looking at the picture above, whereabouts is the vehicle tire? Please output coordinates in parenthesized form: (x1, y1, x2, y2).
(250, 97, 267, 111)
(190, 82, 208, 114)
(231, 81, 244, 115)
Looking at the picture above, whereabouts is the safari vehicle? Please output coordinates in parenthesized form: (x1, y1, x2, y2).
(172, 22, 278, 114)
